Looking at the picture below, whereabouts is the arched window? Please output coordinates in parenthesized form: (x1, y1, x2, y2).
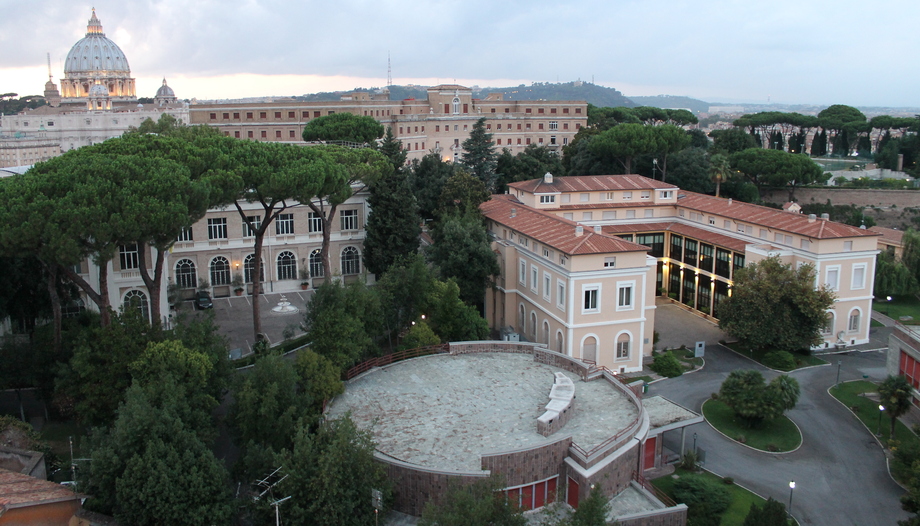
(175, 259, 196, 289)
(123, 290, 149, 322)
(556, 331, 564, 354)
(210, 256, 230, 286)
(452, 97, 461, 114)
(277, 251, 297, 280)
(309, 249, 324, 278)
(848, 309, 861, 332)
(341, 247, 360, 275)
(518, 304, 525, 332)
(530, 312, 537, 340)
(582, 336, 597, 363)
(822, 311, 835, 335)
(616, 333, 631, 360)
(244, 254, 265, 283)
(543, 321, 550, 345)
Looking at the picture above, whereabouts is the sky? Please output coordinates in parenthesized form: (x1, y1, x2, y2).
(1, 0, 918, 107)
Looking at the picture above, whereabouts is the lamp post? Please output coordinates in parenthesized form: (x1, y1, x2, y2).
(788, 481, 795, 517)
(836, 360, 842, 386)
(886, 296, 893, 317)
(878, 405, 886, 436)
(652, 158, 659, 180)
(692, 432, 697, 454)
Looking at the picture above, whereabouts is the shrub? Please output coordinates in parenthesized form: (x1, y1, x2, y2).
(722, 477, 734, 485)
(673, 475, 731, 526)
(650, 351, 684, 378)
(736, 434, 747, 444)
(679, 451, 699, 471)
(762, 351, 796, 370)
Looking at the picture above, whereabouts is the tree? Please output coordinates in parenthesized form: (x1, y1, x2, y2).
(427, 213, 500, 305)
(376, 126, 408, 172)
(419, 477, 525, 526)
(438, 170, 492, 218)
(376, 253, 438, 346)
(302, 112, 384, 144)
(879, 375, 913, 438)
(666, 147, 713, 194)
(494, 144, 565, 193)
(461, 117, 498, 191)
(425, 279, 490, 342)
(277, 416, 390, 526)
(743, 497, 789, 525)
(362, 162, 421, 276)
(719, 370, 800, 427)
(874, 251, 918, 297)
(672, 475, 732, 526)
(709, 128, 758, 154)
(589, 123, 658, 174)
(730, 148, 826, 200)
(718, 256, 835, 353)
(303, 280, 374, 368)
(410, 153, 455, 220)
(567, 483, 611, 526)
(902, 229, 920, 287)
(818, 105, 866, 156)
(651, 124, 691, 181)
(688, 129, 709, 149)
(709, 153, 731, 198)
(294, 348, 344, 413)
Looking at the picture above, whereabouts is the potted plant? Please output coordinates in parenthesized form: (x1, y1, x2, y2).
(299, 267, 310, 290)
(197, 278, 210, 292)
(231, 273, 244, 296)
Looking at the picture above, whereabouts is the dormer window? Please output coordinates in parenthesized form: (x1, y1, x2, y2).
(539, 195, 556, 204)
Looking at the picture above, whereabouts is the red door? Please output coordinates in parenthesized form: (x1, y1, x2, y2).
(567, 477, 579, 509)
(644, 436, 657, 471)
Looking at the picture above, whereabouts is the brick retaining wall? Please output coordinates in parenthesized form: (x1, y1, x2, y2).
(762, 187, 920, 208)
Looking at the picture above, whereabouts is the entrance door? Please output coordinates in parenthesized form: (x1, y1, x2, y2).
(567, 477, 579, 509)
(644, 436, 657, 470)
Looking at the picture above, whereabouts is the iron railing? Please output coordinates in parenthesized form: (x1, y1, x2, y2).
(344, 344, 450, 380)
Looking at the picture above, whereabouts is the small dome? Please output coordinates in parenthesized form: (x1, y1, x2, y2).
(64, 10, 131, 76)
(89, 83, 109, 98)
(155, 79, 176, 99)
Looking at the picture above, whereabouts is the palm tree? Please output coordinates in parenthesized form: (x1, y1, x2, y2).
(878, 375, 913, 438)
(709, 153, 731, 198)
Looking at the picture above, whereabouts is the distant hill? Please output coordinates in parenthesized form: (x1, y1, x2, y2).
(627, 95, 710, 113)
(296, 81, 635, 107)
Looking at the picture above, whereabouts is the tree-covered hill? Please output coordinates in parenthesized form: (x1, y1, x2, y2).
(628, 95, 710, 113)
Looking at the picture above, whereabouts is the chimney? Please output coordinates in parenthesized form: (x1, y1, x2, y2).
(808, 214, 816, 222)
(575, 225, 584, 237)
(821, 213, 830, 220)
(728, 198, 732, 205)
(594, 225, 602, 233)
(510, 208, 516, 218)
(544, 172, 554, 184)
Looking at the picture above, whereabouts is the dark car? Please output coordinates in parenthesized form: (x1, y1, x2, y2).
(195, 291, 213, 310)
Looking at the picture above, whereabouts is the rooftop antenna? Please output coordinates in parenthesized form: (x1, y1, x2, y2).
(271, 495, 292, 526)
(47, 52, 53, 80)
(387, 52, 392, 87)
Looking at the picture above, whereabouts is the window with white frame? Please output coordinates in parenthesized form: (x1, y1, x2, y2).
(176, 226, 193, 242)
(531, 265, 538, 293)
(852, 264, 866, 289)
(175, 259, 197, 289)
(605, 192, 615, 201)
(616, 334, 630, 360)
(640, 191, 651, 199)
(244, 254, 264, 283)
(821, 312, 834, 335)
(659, 190, 673, 199)
(622, 191, 633, 200)
(308, 212, 323, 233)
(549, 121, 558, 130)
(542, 248, 551, 259)
(207, 218, 227, 239)
(340, 209, 358, 231)
(543, 272, 551, 301)
(276, 213, 294, 235)
(277, 251, 297, 280)
(520, 260, 527, 285)
(604, 257, 616, 268)
(309, 249, 324, 278)
(709, 217, 716, 225)
(557, 280, 566, 310)
(582, 285, 599, 313)
(540, 195, 555, 204)
(119, 244, 139, 270)
(123, 290, 150, 322)
(341, 246, 360, 274)
(848, 310, 860, 332)
(825, 266, 840, 291)
(243, 216, 261, 238)
(617, 283, 634, 310)
(210, 256, 230, 285)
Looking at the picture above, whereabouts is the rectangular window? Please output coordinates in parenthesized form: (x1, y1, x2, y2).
(659, 190, 673, 199)
(260, 112, 267, 119)
(641, 191, 651, 199)
(307, 212, 324, 233)
(209, 113, 216, 120)
(582, 212, 593, 220)
(274, 112, 282, 119)
(176, 226, 193, 242)
(826, 266, 840, 291)
(603, 211, 616, 220)
(645, 209, 654, 218)
(520, 260, 527, 285)
(723, 220, 731, 229)
(715, 249, 731, 278)
(222, 113, 230, 119)
(801, 239, 811, 250)
(549, 121, 558, 130)
(604, 257, 616, 268)
(544, 272, 551, 301)
(583, 287, 599, 313)
(623, 191, 633, 200)
(563, 213, 574, 220)
(242, 215, 261, 237)
(531, 266, 539, 293)
(557, 280, 566, 310)
(617, 284, 633, 310)
(276, 213, 294, 235)
(233, 112, 240, 119)
(246, 112, 253, 119)
(340, 209, 358, 230)
(580, 193, 590, 202)
(275, 130, 282, 138)
(261, 130, 267, 138)
(852, 264, 866, 290)
(539, 195, 556, 204)
(626, 210, 636, 219)
(848, 311, 860, 332)
(844, 241, 853, 251)
(604, 192, 615, 201)
(119, 244, 139, 270)
(207, 218, 228, 240)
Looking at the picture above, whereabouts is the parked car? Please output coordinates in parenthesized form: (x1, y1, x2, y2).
(195, 291, 213, 310)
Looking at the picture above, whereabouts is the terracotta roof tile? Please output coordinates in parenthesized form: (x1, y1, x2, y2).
(869, 226, 905, 246)
(481, 195, 651, 256)
(508, 174, 677, 195)
(0, 468, 80, 510)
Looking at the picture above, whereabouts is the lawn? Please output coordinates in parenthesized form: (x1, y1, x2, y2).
(621, 375, 653, 385)
(725, 343, 827, 371)
(668, 347, 704, 369)
(652, 468, 767, 525)
(873, 295, 920, 324)
(702, 399, 802, 452)
(829, 380, 920, 482)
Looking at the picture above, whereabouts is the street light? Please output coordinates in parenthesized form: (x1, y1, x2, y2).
(886, 296, 893, 317)
(836, 360, 842, 386)
(878, 405, 886, 436)
(693, 432, 698, 454)
(788, 481, 795, 517)
(652, 158, 659, 180)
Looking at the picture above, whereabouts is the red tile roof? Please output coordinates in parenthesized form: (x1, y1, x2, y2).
(0, 468, 80, 511)
(869, 226, 905, 246)
(481, 195, 651, 256)
(508, 174, 677, 194)
(675, 192, 878, 239)
(599, 221, 749, 252)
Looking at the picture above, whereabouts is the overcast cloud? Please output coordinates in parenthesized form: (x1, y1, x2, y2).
(1, 0, 917, 106)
